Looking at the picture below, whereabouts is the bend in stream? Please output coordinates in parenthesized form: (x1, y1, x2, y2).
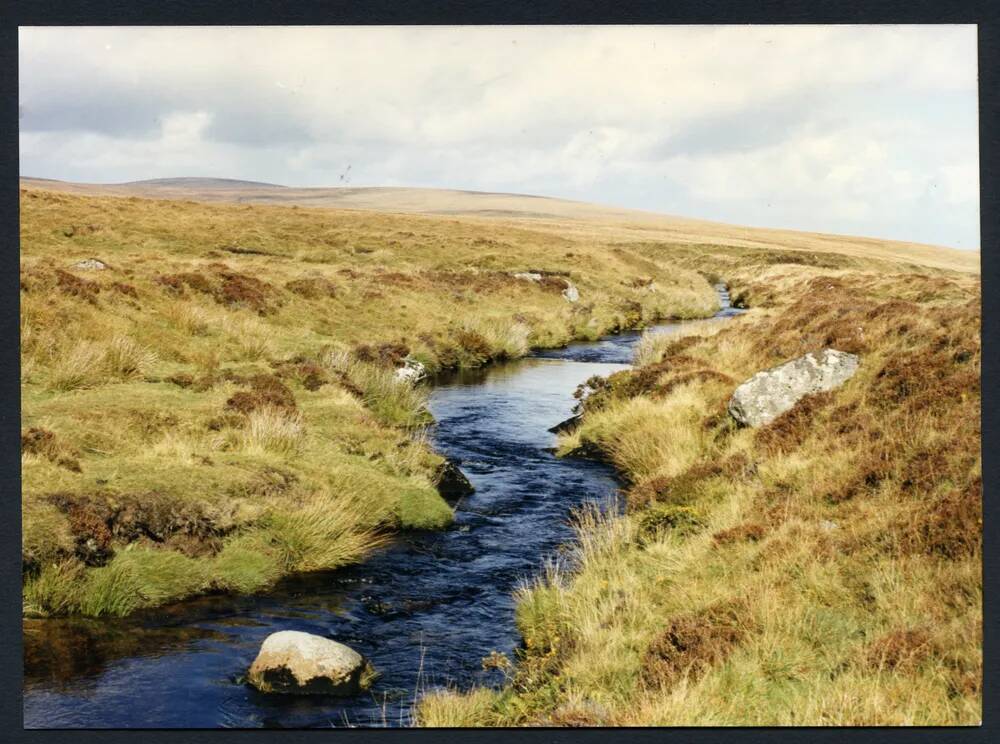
(23, 284, 740, 728)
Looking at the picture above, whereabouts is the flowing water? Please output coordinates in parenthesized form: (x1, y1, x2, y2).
(23, 286, 741, 728)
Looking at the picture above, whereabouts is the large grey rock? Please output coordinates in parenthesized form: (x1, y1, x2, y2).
(247, 631, 375, 695)
(728, 349, 859, 427)
(562, 283, 580, 303)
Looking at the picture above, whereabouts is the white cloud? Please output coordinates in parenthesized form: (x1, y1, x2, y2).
(18, 25, 979, 248)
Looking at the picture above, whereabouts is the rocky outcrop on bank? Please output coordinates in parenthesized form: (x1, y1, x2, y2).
(511, 270, 579, 302)
(727, 348, 860, 427)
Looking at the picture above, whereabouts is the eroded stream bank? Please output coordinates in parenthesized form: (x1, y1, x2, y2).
(24, 286, 739, 728)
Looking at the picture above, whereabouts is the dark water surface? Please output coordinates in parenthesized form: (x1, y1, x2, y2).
(23, 286, 739, 728)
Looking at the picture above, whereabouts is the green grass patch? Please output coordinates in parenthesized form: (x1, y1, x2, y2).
(398, 485, 454, 530)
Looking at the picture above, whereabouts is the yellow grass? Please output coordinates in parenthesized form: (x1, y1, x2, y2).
(419, 256, 981, 726)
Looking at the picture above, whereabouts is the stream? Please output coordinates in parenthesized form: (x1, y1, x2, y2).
(23, 285, 740, 728)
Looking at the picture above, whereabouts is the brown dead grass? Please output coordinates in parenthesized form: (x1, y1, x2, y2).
(753, 391, 836, 453)
(156, 267, 279, 314)
(272, 357, 330, 391)
(55, 269, 101, 304)
(899, 478, 982, 560)
(865, 629, 936, 672)
(22, 427, 58, 459)
(285, 276, 338, 299)
(224, 374, 297, 415)
(22, 428, 82, 473)
(354, 341, 410, 367)
(712, 522, 768, 546)
(640, 599, 754, 689)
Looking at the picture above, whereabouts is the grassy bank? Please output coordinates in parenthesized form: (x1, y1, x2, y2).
(416, 257, 981, 725)
(20, 187, 718, 617)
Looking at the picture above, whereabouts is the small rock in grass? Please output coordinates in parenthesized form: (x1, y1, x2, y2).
(72, 258, 108, 271)
(513, 272, 543, 283)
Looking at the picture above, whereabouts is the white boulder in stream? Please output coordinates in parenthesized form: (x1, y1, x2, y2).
(728, 348, 860, 427)
(247, 631, 375, 695)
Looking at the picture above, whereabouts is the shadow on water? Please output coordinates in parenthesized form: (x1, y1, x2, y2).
(23, 284, 742, 728)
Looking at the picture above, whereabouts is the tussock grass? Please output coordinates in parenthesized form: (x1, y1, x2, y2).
(26, 547, 212, 618)
(47, 341, 104, 391)
(560, 385, 715, 481)
(416, 688, 501, 727)
(211, 534, 283, 594)
(104, 335, 158, 381)
(324, 350, 431, 428)
(45, 335, 158, 390)
(262, 492, 388, 573)
(357, 367, 430, 428)
(23, 487, 389, 617)
(225, 315, 275, 361)
(23, 560, 85, 617)
(633, 319, 725, 367)
(160, 302, 215, 337)
(604, 391, 711, 479)
(461, 316, 532, 360)
(21, 499, 75, 572)
(240, 406, 305, 455)
(80, 547, 211, 617)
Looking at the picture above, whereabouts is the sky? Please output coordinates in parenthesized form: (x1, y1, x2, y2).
(19, 25, 979, 249)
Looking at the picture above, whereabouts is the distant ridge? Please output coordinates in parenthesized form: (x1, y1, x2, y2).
(18, 176, 978, 273)
(123, 177, 287, 189)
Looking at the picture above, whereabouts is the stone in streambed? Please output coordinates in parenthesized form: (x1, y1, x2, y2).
(247, 631, 376, 695)
(727, 348, 860, 428)
(435, 458, 474, 501)
(548, 414, 582, 435)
